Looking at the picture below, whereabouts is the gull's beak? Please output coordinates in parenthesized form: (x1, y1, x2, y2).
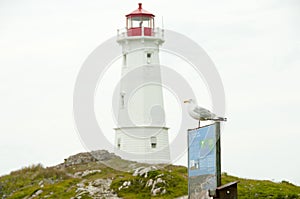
(183, 100, 189, 103)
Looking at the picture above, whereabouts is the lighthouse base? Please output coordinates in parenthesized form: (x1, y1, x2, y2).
(114, 126, 171, 164)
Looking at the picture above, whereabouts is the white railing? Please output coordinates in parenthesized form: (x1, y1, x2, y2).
(117, 27, 164, 40)
(117, 28, 127, 39)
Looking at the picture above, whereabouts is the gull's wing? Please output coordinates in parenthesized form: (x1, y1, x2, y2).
(193, 106, 209, 114)
(193, 106, 215, 119)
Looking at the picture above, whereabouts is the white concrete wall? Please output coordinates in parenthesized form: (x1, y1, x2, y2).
(115, 127, 170, 163)
(115, 33, 170, 164)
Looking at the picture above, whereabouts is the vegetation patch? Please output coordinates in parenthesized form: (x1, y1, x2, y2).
(1, 152, 300, 199)
(111, 167, 188, 199)
(222, 173, 300, 199)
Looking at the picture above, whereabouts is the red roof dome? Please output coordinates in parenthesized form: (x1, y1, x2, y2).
(126, 3, 155, 17)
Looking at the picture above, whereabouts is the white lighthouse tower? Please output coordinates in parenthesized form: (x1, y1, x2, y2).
(115, 3, 170, 164)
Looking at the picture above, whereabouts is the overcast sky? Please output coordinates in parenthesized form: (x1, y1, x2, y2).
(1, 0, 300, 185)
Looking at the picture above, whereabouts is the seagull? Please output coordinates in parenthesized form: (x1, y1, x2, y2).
(184, 99, 227, 127)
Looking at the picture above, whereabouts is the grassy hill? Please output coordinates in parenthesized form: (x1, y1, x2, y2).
(0, 150, 299, 199)
(222, 173, 300, 199)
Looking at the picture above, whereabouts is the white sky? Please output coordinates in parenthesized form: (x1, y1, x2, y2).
(1, 0, 300, 185)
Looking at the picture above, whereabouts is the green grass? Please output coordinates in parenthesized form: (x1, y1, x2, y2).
(110, 166, 188, 199)
(0, 164, 77, 199)
(39, 178, 80, 199)
(1, 162, 300, 199)
(222, 173, 300, 199)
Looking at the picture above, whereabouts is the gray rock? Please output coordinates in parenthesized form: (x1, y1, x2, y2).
(38, 180, 43, 186)
(132, 166, 157, 177)
(90, 150, 120, 161)
(150, 177, 166, 196)
(156, 178, 164, 184)
(152, 187, 161, 196)
(75, 178, 121, 198)
(74, 169, 101, 177)
(28, 189, 43, 199)
(63, 150, 120, 167)
(146, 179, 153, 187)
(76, 182, 85, 188)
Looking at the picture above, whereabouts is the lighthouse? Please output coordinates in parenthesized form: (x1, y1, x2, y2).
(114, 3, 171, 164)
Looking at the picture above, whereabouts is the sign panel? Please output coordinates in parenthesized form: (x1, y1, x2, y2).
(188, 123, 219, 199)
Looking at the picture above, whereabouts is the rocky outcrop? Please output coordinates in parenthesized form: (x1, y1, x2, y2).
(117, 166, 170, 197)
(133, 166, 157, 177)
(74, 170, 102, 177)
(28, 189, 43, 199)
(90, 150, 121, 161)
(74, 179, 120, 199)
(0, 151, 188, 199)
(63, 150, 120, 167)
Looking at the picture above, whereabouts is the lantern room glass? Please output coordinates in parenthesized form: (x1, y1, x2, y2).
(127, 16, 154, 29)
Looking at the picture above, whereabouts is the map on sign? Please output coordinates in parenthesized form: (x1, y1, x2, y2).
(188, 124, 217, 199)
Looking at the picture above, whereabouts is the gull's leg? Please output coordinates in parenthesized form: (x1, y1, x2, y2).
(198, 120, 200, 128)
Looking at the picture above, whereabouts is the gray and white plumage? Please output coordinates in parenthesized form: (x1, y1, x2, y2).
(184, 99, 226, 122)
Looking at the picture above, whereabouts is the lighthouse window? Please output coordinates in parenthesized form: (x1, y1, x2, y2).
(128, 17, 152, 28)
(117, 138, 121, 149)
(151, 136, 157, 148)
(120, 91, 126, 108)
(146, 53, 152, 64)
(131, 17, 142, 28)
(123, 54, 127, 66)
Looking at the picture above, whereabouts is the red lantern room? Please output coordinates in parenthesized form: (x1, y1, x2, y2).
(126, 3, 155, 36)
